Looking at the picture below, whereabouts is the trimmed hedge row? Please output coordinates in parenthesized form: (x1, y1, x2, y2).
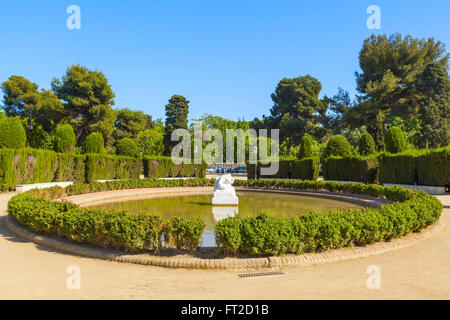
(322, 155, 379, 184)
(8, 186, 206, 253)
(65, 178, 214, 195)
(7, 178, 443, 257)
(379, 146, 450, 187)
(0, 148, 86, 190)
(1, 148, 208, 191)
(143, 156, 207, 179)
(216, 179, 443, 256)
(85, 154, 141, 182)
(247, 157, 320, 181)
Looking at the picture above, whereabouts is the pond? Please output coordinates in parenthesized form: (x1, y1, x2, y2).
(89, 191, 363, 247)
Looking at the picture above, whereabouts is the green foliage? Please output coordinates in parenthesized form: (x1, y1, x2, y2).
(0, 148, 85, 190)
(298, 134, 313, 159)
(85, 154, 141, 182)
(116, 138, 140, 157)
(416, 62, 450, 148)
(248, 158, 320, 181)
(53, 124, 76, 153)
(163, 95, 190, 155)
(385, 127, 407, 153)
(416, 146, 450, 187)
(0, 149, 14, 191)
(322, 135, 351, 159)
(0, 117, 26, 148)
(8, 179, 443, 256)
(83, 132, 105, 154)
(359, 133, 376, 156)
(378, 151, 422, 185)
(137, 128, 164, 156)
(8, 193, 164, 253)
(268, 75, 327, 145)
(25, 124, 52, 150)
(114, 108, 148, 141)
(65, 178, 214, 196)
(216, 180, 442, 256)
(143, 156, 207, 179)
(51, 65, 116, 145)
(164, 216, 206, 252)
(323, 155, 379, 184)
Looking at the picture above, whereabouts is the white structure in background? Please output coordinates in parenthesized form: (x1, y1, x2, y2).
(212, 174, 238, 206)
(212, 206, 238, 222)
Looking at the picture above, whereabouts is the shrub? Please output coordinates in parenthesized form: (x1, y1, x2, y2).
(83, 132, 105, 154)
(378, 151, 421, 185)
(216, 180, 442, 256)
(116, 138, 140, 157)
(247, 158, 319, 181)
(8, 179, 443, 257)
(164, 216, 206, 252)
(322, 135, 351, 159)
(416, 146, 450, 187)
(53, 124, 76, 153)
(143, 156, 207, 179)
(85, 154, 141, 182)
(0, 149, 15, 190)
(298, 135, 313, 159)
(323, 155, 378, 184)
(0, 117, 26, 149)
(359, 133, 376, 156)
(385, 127, 407, 153)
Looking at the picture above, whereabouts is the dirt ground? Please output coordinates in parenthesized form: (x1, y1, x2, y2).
(1, 192, 449, 300)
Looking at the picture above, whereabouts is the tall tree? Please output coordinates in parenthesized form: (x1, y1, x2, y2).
(51, 65, 116, 145)
(1, 76, 63, 131)
(163, 95, 189, 155)
(114, 108, 148, 141)
(267, 75, 327, 153)
(355, 34, 448, 132)
(416, 62, 450, 148)
(325, 88, 352, 135)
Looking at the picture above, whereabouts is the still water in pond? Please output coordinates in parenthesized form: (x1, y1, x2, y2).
(90, 191, 363, 247)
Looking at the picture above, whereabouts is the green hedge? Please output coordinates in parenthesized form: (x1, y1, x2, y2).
(216, 180, 443, 256)
(378, 148, 450, 187)
(247, 158, 320, 181)
(416, 147, 450, 187)
(143, 156, 206, 179)
(66, 178, 214, 195)
(0, 148, 86, 190)
(85, 154, 141, 182)
(8, 186, 207, 253)
(323, 155, 379, 184)
(7, 179, 443, 257)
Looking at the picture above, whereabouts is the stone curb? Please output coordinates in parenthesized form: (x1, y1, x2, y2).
(6, 214, 444, 270)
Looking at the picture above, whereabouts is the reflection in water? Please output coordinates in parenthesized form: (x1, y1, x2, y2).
(90, 191, 363, 247)
(212, 206, 238, 222)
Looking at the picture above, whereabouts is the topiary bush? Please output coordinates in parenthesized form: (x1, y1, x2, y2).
(83, 132, 105, 154)
(0, 117, 26, 149)
(298, 134, 313, 159)
(385, 127, 407, 154)
(53, 124, 76, 153)
(359, 133, 376, 156)
(164, 216, 206, 253)
(116, 138, 140, 157)
(322, 135, 351, 159)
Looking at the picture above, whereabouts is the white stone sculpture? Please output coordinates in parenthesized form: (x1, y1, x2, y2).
(212, 174, 238, 205)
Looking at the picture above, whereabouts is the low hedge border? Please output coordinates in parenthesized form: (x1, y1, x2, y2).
(7, 179, 443, 262)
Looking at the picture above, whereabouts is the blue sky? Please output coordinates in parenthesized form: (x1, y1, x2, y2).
(0, 0, 449, 122)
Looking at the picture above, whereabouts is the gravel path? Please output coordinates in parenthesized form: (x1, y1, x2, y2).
(0, 192, 449, 300)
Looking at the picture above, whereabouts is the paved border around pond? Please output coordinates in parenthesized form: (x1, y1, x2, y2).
(5, 187, 445, 270)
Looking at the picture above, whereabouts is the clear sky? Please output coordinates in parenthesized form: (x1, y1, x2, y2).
(1, 0, 449, 122)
